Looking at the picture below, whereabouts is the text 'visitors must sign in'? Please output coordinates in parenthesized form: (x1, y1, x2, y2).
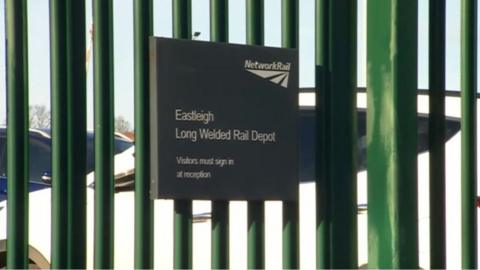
(149, 37, 298, 201)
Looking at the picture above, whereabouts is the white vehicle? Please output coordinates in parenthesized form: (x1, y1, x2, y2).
(0, 93, 475, 269)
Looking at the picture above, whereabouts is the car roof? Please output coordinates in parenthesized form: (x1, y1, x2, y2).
(0, 128, 133, 142)
(0, 127, 52, 139)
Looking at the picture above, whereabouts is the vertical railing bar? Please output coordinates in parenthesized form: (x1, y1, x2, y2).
(50, 0, 69, 267)
(66, 0, 87, 267)
(93, 0, 115, 268)
(5, 0, 29, 268)
(428, 0, 446, 268)
(460, 0, 477, 268)
(281, 0, 299, 269)
(367, 0, 419, 268)
(133, 0, 154, 268)
(172, 1, 193, 269)
(328, 0, 357, 267)
(315, 0, 331, 268)
(246, 1, 265, 269)
(210, 0, 230, 269)
(247, 203, 264, 268)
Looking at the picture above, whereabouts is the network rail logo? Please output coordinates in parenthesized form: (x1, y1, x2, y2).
(244, 60, 291, 88)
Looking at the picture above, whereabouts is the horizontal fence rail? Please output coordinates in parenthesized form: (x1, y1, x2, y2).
(301, 87, 480, 97)
(1, 0, 478, 269)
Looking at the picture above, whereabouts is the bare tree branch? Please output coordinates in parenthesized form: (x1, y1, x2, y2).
(115, 116, 132, 133)
(29, 105, 51, 129)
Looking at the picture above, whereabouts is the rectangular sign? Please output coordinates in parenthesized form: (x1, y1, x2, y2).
(149, 37, 298, 201)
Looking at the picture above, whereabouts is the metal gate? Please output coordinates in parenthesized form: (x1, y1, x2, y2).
(2, 0, 477, 269)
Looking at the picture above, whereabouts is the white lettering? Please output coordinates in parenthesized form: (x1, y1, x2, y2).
(198, 128, 231, 140)
(244, 60, 291, 71)
(175, 128, 197, 142)
(175, 109, 215, 124)
(251, 130, 276, 144)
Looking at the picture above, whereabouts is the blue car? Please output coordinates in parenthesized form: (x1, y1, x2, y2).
(0, 129, 134, 202)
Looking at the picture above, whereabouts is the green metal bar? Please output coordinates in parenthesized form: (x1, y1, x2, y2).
(367, 0, 418, 268)
(282, 203, 298, 269)
(50, 0, 69, 267)
(5, 0, 29, 268)
(281, 0, 298, 49)
(281, 0, 299, 269)
(246, 1, 265, 269)
(93, 0, 114, 268)
(211, 202, 229, 269)
(246, 0, 264, 45)
(134, 0, 154, 268)
(247, 202, 264, 269)
(328, 0, 357, 268)
(210, 0, 228, 42)
(428, 0, 446, 268)
(315, 0, 331, 268)
(173, 202, 192, 269)
(173, 0, 192, 40)
(210, 0, 229, 269)
(50, 0, 87, 268)
(461, 0, 477, 268)
(172, 1, 193, 268)
(66, 0, 87, 267)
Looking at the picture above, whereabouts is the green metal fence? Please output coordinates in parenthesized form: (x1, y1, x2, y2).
(3, 0, 478, 269)
(367, 0, 418, 268)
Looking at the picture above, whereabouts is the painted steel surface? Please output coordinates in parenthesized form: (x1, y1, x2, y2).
(172, 1, 193, 269)
(246, 1, 265, 269)
(367, 0, 419, 268)
(93, 0, 115, 268)
(210, 1, 230, 268)
(315, 0, 331, 268)
(133, 0, 154, 268)
(461, 0, 478, 268)
(6, 0, 29, 268)
(282, 0, 300, 268)
(429, 0, 447, 268)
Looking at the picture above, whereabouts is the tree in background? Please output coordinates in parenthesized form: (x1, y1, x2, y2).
(26, 107, 132, 134)
(29, 105, 51, 129)
(114, 116, 132, 133)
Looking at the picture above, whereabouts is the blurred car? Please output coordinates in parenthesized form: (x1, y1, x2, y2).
(0, 93, 467, 268)
(0, 129, 134, 202)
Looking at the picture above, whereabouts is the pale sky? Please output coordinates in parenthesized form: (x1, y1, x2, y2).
(0, 0, 473, 128)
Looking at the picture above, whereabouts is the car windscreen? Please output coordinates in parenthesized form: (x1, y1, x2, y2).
(86, 134, 134, 174)
(29, 137, 52, 181)
(0, 132, 134, 184)
(114, 137, 134, 154)
(0, 134, 52, 183)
